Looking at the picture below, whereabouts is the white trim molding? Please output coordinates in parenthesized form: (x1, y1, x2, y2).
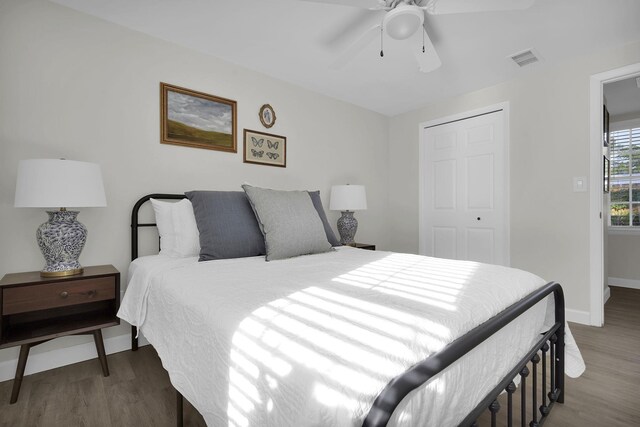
(609, 277, 640, 290)
(608, 226, 640, 236)
(565, 308, 591, 325)
(0, 332, 148, 383)
(604, 285, 611, 304)
(589, 62, 640, 326)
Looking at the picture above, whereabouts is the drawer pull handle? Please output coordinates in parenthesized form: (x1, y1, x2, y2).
(87, 290, 97, 298)
(60, 291, 69, 299)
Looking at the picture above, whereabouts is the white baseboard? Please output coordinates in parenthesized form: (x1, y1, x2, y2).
(608, 277, 640, 290)
(604, 285, 611, 304)
(0, 332, 148, 383)
(565, 308, 591, 325)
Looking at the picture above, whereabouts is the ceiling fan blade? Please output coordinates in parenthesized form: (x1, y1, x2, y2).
(425, 0, 535, 15)
(329, 24, 382, 70)
(322, 9, 384, 48)
(415, 27, 441, 73)
(298, 0, 387, 9)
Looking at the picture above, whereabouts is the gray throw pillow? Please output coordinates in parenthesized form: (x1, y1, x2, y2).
(242, 185, 333, 261)
(308, 191, 341, 247)
(185, 191, 265, 261)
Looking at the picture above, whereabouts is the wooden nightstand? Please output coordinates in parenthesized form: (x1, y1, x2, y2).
(0, 265, 120, 403)
(347, 243, 376, 250)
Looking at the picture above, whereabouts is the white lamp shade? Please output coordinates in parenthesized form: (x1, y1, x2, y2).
(15, 159, 107, 208)
(329, 185, 367, 211)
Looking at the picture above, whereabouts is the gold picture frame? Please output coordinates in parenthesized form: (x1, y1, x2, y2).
(259, 104, 276, 128)
(161, 83, 237, 152)
(243, 129, 286, 168)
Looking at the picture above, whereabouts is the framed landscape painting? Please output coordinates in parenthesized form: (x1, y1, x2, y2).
(161, 83, 237, 152)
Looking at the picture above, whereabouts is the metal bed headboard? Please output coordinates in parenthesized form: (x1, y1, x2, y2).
(130, 193, 185, 351)
(131, 193, 186, 261)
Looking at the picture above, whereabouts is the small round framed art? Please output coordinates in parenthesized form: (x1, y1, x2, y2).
(259, 104, 276, 128)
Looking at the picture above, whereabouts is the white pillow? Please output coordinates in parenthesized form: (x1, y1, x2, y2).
(150, 198, 200, 257)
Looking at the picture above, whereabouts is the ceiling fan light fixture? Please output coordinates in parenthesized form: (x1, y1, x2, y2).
(383, 5, 424, 40)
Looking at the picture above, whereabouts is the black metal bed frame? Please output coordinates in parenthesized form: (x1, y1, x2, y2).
(129, 193, 565, 427)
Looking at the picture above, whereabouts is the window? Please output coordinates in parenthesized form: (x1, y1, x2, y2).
(610, 127, 640, 226)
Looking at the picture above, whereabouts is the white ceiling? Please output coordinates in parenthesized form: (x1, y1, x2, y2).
(605, 76, 640, 117)
(50, 0, 640, 116)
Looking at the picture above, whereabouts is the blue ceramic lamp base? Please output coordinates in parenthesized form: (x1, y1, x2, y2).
(37, 209, 87, 277)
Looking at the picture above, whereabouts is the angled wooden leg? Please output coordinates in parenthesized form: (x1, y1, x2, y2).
(176, 389, 184, 427)
(92, 329, 109, 377)
(10, 344, 31, 404)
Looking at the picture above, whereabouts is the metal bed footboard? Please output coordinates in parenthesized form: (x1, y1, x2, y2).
(364, 281, 565, 427)
(130, 194, 565, 427)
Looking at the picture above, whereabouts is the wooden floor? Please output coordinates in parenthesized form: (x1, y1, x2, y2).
(0, 286, 638, 426)
(546, 286, 640, 426)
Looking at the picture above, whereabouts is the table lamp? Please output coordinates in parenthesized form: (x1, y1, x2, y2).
(329, 184, 367, 245)
(14, 159, 107, 277)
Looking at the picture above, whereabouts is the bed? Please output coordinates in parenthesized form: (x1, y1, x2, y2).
(119, 193, 584, 427)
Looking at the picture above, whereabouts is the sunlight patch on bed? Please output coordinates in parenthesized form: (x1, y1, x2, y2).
(330, 254, 481, 312)
(289, 292, 418, 339)
(380, 281, 458, 303)
(230, 350, 259, 379)
(313, 383, 357, 409)
(229, 383, 257, 411)
(239, 326, 384, 392)
(226, 253, 481, 423)
(306, 287, 450, 336)
(227, 402, 248, 427)
(276, 299, 414, 360)
(378, 288, 456, 310)
(233, 331, 292, 377)
(254, 306, 402, 377)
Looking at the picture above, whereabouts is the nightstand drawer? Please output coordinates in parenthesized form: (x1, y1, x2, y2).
(3, 277, 116, 315)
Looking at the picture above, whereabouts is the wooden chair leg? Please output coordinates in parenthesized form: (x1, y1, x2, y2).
(93, 329, 110, 377)
(10, 344, 32, 404)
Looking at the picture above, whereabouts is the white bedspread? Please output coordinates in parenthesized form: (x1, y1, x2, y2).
(118, 247, 584, 427)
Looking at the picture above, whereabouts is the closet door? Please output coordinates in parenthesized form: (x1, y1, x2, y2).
(420, 110, 508, 266)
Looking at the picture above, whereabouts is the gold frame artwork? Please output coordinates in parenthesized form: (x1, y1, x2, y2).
(160, 83, 237, 152)
(259, 104, 276, 128)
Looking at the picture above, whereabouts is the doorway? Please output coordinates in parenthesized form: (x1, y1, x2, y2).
(589, 63, 640, 326)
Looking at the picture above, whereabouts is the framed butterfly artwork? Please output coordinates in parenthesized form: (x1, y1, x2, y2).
(243, 129, 286, 168)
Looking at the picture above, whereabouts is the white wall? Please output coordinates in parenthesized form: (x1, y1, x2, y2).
(388, 41, 640, 317)
(0, 0, 389, 375)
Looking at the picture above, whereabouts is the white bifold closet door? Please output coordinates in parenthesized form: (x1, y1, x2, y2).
(420, 110, 508, 266)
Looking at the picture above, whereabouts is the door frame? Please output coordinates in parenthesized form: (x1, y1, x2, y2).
(589, 62, 640, 326)
(418, 102, 511, 266)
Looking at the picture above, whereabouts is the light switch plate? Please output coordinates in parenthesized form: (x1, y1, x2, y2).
(573, 176, 587, 192)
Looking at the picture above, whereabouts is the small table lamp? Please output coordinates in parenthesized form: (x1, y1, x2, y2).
(14, 159, 107, 277)
(329, 184, 367, 245)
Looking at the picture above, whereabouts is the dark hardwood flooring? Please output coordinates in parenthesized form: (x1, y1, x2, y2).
(0, 287, 638, 426)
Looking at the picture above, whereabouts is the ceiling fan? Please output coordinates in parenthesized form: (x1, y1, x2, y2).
(301, 0, 535, 73)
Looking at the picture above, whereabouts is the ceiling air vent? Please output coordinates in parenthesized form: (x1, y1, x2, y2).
(509, 49, 540, 67)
